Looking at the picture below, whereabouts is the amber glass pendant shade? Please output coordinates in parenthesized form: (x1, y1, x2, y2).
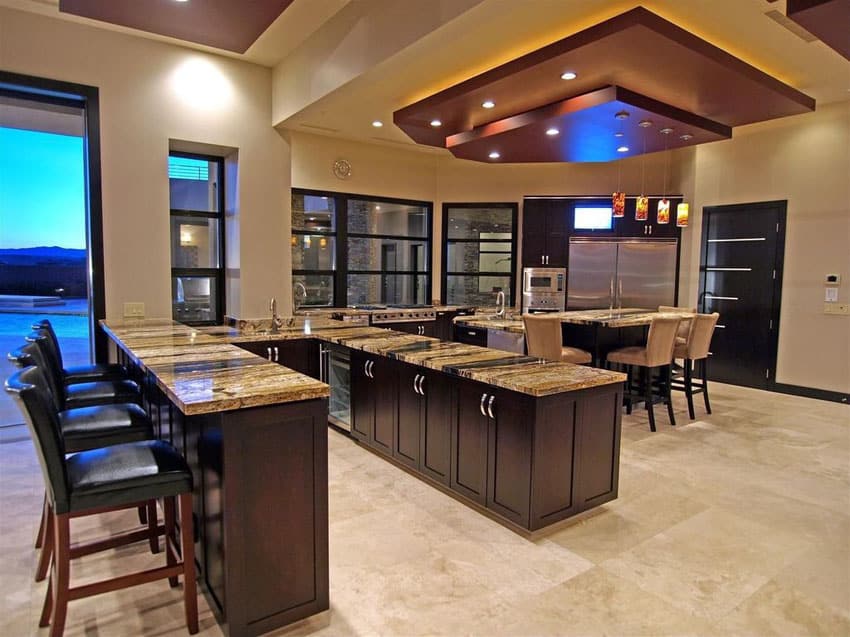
(657, 198, 670, 224)
(290, 235, 297, 246)
(319, 237, 327, 248)
(676, 202, 689, 227)
(612, 192, 626, 217)
(635, 196, 648, 221)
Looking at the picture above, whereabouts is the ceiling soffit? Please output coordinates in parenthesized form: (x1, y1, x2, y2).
(786, 0, 850, 61)
(393, 7, 816, 163)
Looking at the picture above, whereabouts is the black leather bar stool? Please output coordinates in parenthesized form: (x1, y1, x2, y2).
(32, 319, 128, 383)
(6, 366, 198, 637)
(16, 336, 140, 409)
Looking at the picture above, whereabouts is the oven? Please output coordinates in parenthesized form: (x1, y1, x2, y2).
(522, 267, 566, 312)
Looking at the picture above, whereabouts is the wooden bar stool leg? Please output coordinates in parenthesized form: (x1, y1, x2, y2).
(684, 359, 696, 420)
(39, 574, 53, 627)
(147, 500, 159, 554)
(35, 502, 54, 582)
(35, 492, 48, 549)
(179, 493, 199, 634)
(49, 513, 71, 637)
(665, 364, 677, 427)
(137, 505, 147, 525)
(643, 366, 656, 432)
(164, 496, 178, 588)
(702, 358, 712, 414)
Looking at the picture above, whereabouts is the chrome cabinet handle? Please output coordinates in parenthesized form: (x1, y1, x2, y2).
(267, 347, 272, 360)
(487, 395, 496, 419)
(480, 393, 488, 416)
(364, 360, 372, 378)
(368, 360, 375, 378)
(540, 255, 544, 265)
(274, 346, 279, 362)
(413, 374, 420, 394)
(417, 375, 425, 396)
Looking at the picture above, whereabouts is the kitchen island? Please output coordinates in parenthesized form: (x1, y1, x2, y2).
(102, 317, 626, 633)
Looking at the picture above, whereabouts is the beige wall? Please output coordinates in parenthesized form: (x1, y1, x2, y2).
(683, 101, 850, 393)
(0, 8, 291, 320)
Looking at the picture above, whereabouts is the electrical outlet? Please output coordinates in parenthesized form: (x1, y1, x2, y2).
(123, 302, 145, 318)
(824, 303, 849, 315)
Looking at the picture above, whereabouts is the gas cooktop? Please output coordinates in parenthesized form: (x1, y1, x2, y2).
(386, 304, 434, 309)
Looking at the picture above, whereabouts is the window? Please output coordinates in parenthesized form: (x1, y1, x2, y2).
(168, 152, 224, 324)
(442, 203, 517, 306)
(291, 189, 432, 307)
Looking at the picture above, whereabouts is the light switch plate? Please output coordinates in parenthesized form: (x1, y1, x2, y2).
(825, 287, 839, 302)
(824, 303, 849, 315)
(123, 302, 145, 318)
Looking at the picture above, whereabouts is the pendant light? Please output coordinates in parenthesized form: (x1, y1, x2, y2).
(635, 120, 650, 221)
(612, 111, 627, 217)
(657, 127, 672, 224)
(290, 235, 297, 247)
(676, 202, 690, 227)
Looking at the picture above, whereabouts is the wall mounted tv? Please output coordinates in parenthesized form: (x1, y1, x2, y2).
(574, 206, 613, 230)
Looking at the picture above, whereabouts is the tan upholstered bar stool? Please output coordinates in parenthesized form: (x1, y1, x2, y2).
(606, 316, 681, 431)
(523, 314, 592, 364)
(671, 312, 719, 419)
(658, 305, 696, 346)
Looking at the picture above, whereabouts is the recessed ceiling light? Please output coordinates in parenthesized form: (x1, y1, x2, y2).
(371, 120, 383, 127)
(174, 0, 189, 3)
(430, 119, 442, 127)
(659, 127, 674, 135)
(545, 128, 559, 136)
(617, 146, 629, 153)
(638, 119, 653, 128)
(375, 205, 381, 210)
(482, 100, 495, 109)
(680, 133, 694, 141)
(560, 71, 577, 80)
(615, 111, 630, 120)
(488, 151, 500, 159)
(614, 132, 624, 138)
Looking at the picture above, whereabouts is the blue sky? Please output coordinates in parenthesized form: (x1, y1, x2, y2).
(0, 127, 86, 249)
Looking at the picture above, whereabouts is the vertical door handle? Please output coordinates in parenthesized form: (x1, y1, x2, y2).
(417, 375, 425, 396)
(413, 374, 420, 394)
(274, 346, 279, 362)
(487, 395, 496, 419)
(368, 360, 375, 378)
(480, 393, 488, 416)
(267, 347, 272, 360)
(364, 360, 370, 377)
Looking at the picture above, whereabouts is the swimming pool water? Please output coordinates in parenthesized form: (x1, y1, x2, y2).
(0, 311, 90, 338)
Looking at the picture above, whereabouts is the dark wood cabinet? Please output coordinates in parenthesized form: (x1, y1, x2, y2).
(451, 380, 490, 504)
(453, 324, 487, 347)
(350, 350, 395, 455)
(395, 363, 452, 484)
(434, 310, 459, 341)
(522, 199, 569, 267)
(612, 197, 681, 238)
(380, 321, 436, 337)
(235, 339, 320, 379)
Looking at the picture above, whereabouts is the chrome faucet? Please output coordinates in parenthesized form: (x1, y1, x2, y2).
(269, 297, 283, 333)
(495, 290, 506, 318)
(293, 282, 307, 314)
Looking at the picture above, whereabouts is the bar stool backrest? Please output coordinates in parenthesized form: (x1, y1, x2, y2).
(659, 305, 695, 339)
(686, 313, 720, 361)
(645, 316, 682, 367)
(22, 335, 68, 406)
(32, 319, 63, 370)
(523, 314, 563, 361)
(5, 366, 71, 513)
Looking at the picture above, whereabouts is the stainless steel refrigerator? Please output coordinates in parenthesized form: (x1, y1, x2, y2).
(567, 238, 678, 310)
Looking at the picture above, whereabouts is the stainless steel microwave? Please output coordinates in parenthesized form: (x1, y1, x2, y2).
(522, 267, 566, 294)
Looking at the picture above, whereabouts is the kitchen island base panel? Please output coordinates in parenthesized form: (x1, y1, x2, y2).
(159, 394, 330, 637)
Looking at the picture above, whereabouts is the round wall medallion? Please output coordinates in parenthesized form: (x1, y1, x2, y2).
(332, 159, 352, 180)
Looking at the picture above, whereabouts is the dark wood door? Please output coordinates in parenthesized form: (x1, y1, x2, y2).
(419, 370, 452, 485)
(485, 388, 532, 527)
(451, 380, 489, 504)
(370, 357, 395, 455)
(699, 201, 786, 389)
(349, 350, 372, 443)
(395, 363, 422, 469)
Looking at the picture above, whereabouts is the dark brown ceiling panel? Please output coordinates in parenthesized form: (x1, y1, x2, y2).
(59, 0, 295, 53)
(787, 0, 850, 60)
(394, 7, 815, 162)
(444, 86, 731, 163)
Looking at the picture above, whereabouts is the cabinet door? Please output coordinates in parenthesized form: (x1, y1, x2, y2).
(454, 325, 487, 347)
(420, 322, 437, 338)
(370, 357, 395, 456)
(451, 380, 489, 504)
(613, 199, 646, 237)
(349, 351, 373, 443)
(544, 203, 569, 267)
(521, 199, 549, 267)
(275, 340, 320, 379)
(434, 311, 453, 341)
(419, 371, 452, 485)
(395, 363, 422, 469)
(486, 388, 532, 527)
(236, 341, 273, 360)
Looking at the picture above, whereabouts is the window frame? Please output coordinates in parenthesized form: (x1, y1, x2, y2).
(168, 151, 225, 325)
(292, 188, 433, 307)
(441, 202, 518, 307)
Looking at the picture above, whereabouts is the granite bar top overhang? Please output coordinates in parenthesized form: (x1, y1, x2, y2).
(102, 318, 626, 412)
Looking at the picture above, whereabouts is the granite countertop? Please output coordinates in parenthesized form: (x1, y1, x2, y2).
(102, 317, 625, 414)
(454, 308, 694, 333)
